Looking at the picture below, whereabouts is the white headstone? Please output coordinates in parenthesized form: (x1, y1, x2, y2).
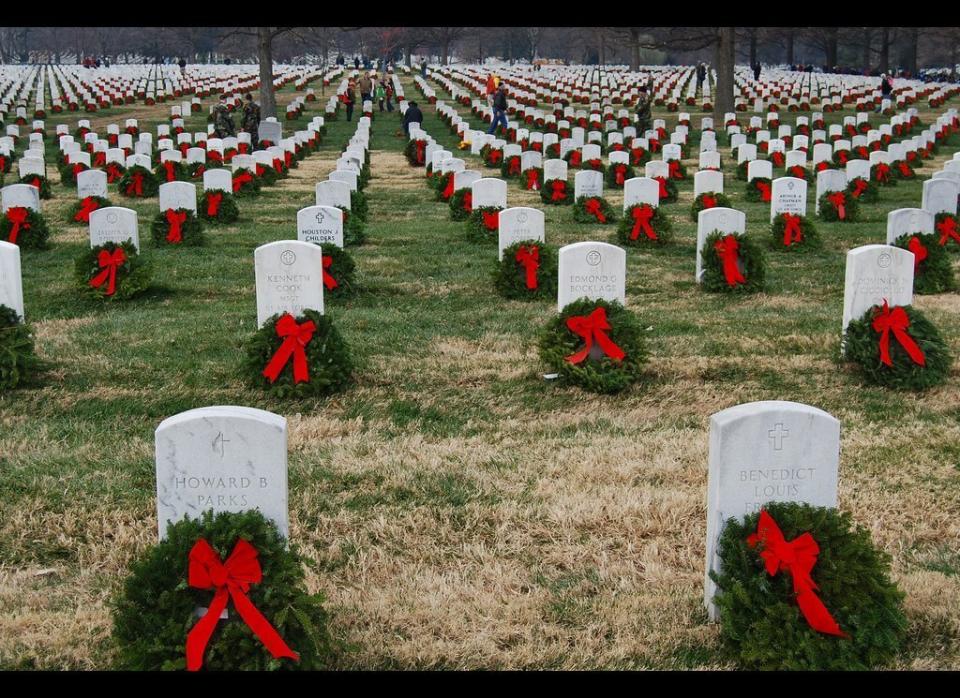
(471, 178, 507, 208)
(1, 184, 40, 213)
(254, 240, 325, 327)
(497, 207, 545, 261)
(841, 245, 914, 337)
(202, 169, 233, 194)
(770, 177, 808, 222)
(697, 208, 746, 283)
(0, 241, 23, 320)
(623, 177, 660, 210)
(886, 208, 935, 245)
(574, 169, 604, 200)
(296, 205, 344, 247)
(557, 241, 626, 311)
(694, 170, 724, 196)
(315, 180, 352, 210)
(921, 179, 960, 216)
(77, 169, 108, 199)
(159, 181, 197, 213)
(815, 169, 848, 214)
(89, 207, 139, 250)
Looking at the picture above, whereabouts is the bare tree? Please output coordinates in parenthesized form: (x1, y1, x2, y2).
(424, 27, 466, 65)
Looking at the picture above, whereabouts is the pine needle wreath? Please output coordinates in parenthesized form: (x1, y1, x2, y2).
(199, 190, 240, 224)
(629, 147, 650, 167)
(433, 172, 454, 201)
(770, 213, 822, 252)
(118, 165, 160, 198)
(581, 158, 606, 174)
(318, 244, 356, 296)
(75, 241, 152, 301)
(449, 188, 473, 221)
(154, 160, 188, 184)
(105, 162, 126, 184)
(255, 163, 279, 187)
(350, 190, 368, 222)
(58, 161, 88, 186)
(870, 163, 897, 187)
(892, 160, 916, 180)
(892, 233, 955, 294)
(745, 177, 773, 203)
(66, 195, 112, 224)
(19, 175, 52, 199)
(711, 502, 906, 671)
(521, 167, 544, 192)
(112, 509, 339, 670)
(541, 178, 571, 205)
(1, 207, 49, 249)
(936, 213, 960, 252)
(573, 196, 616, 224)
(818, 191, 861, 223)
(0, 304, 44, 391)
(500, 154, 523, 179)
(243, 309, 353, 397)
(404, 138, 427, 166)
(654, 176, 679, 203)
(846, 177, 880, 203)
(785, 165, 813, 184)
(605, 163, 635, 189)
(186, 162, 206, 180)
(481, 144, 503, 168)
(735, 160, 752, 181)
(150, 209, 206, 247)
(538, 298, 648, 394)
(465, 206, 503, 243)
(701, 231, 767, 293)
(493, 240, 558, 300)
(844, 303, 951, 390)
(337, 208, 366, 246)
(232, 168, 261, 198)
(617, 204, 673, 246)
(690, 192, 733, 222)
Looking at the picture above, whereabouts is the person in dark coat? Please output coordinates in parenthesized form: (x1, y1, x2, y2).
(402, 101, 423, 136)
(486, 85, 509, 135)
(753, 62, 761, 80)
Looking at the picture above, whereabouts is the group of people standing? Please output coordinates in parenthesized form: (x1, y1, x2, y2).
(213, 93, 261, 145)
(341, 71, 396, 121)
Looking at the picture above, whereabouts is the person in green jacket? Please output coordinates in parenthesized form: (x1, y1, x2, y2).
(375, 80, 387, 112)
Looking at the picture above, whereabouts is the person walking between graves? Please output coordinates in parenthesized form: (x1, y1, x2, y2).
(178, 56, 187, 75)
(214, 95, 235, 138)
(634, 84, 652, 135)
(242, 93, 261, 147)
(753, 62, 761, 81)
(486, 84, 509, 135)
(403, 100, 424, 137)
(375, 79, 386, 112)
(343, 80, 357, 122)
(385, 80, 394, 112)
(486, 73, 497, 106)
(878, 73, 894, 113)
(359, 72, 373, 102)
(697, 62, 706, 89)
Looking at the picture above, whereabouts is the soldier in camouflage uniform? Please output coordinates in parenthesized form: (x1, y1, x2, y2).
(634, 84, 652, 135)
(242, 93, 261, 148)
(213, 96, 236, 138)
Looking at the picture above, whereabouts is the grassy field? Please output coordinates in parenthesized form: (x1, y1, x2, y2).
(1, 73, 959, 669)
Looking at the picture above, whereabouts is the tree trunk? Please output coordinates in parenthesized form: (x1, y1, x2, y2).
(441, 41, 449, 65)
(861, 28, 873, 73)
(786, 32, 794, 65)
(879, 27, 890, 73)
(714, 27, 735, 122)
(749, 31, 757, 67)
(630, 29, 640, 71)
(906, 27, 918, 74)
(826, 30, 838, 68)
(258, 27, 277, 119)
(404, 44, 412, 68)
(599, 32, 606, 67)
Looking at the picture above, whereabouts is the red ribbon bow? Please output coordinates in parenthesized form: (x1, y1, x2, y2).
(461, 191, 473, 213)
(185, 539, 299, 671)
(442, 175, 455, 201)
(715, 234, 746, 286)
(668, 159, 682, 180)
(208, 150, 223, 163)
(747, 510, 847, 637)
(655, 176, 669, 199)
(836, 151, 848, 165)
(232, 172, 253, 192)
(74, 196, 100, 223)
(262, 313, 316, 384)
(550, 180, 567, 201)
(507, 157, 521, 175)
(630, 205, 656, 240)
(488, 149, 502, 165)
(28, 176, 42, 190)
(755, 180, 772, 202)
(827, 191, 846, 220)
(584, 198, 606, 223)
(874, 163, 891, 183)
(789, 166, 805, 180)
(162, 160, 177, 182)
(782, 213, 803, 246)
(165, 209, 187, 243)
(851, 178, 868, 198)
(272, 158, 283, 173)
(515, 245, 540, 289)
(415, 140, 425, 164)
(5, 207, 31, 244)
(72, 163, 86, 177)
(106, 164, 122, 183)
(564, 307, 625, 364)
(125, 172, 144, 196)
(206, 192, 223, 217)
(322, 255, 338, 291)
(936, 217, 960, 246)
(701, 194, 717, 209)
(771, 152, 784, 167)
(89, 247, 127, 296)
(481, 210, 499, 231)
(568, 150, 582, 167)
(908, 235, 928, 270)
(614, 164, 627, 186)
(525, 168, 540, 190)
(897, 162, 912, 177)
(872, 300, 925, 367)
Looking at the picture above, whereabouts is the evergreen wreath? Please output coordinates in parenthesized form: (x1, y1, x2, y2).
(481, 144, 504, 168)
(892, 233, 955, 294)
(318, 244, 357, 296)
(573, 196, 616, 224)
(818, 191, 861, 223)
(690, 192, 733, 222)
(493, 240, 558, 301)
(605, 162, 635, 189)
(935, 213, 960, 251)
(0, 304, 44, 391)
(581, 158, 606, 174)
(337, 208, 366, 246)
(118, 165, 160, 198)
(541, 178, 572, 205)
(701, 231, 767, 293)
(892, 160, 916, 180)
(66, 195, 112, 224)
(105, 162, 126, 184)
(58, 161, 88, 186)
(449, 188, 473, 221)
(785, 165, 813, 184)
(846, 177, 880, 203)
(19, 174, 52, 199)
(243, 309, 353, 397)
(653, 176, 679, 203)
(521, 167, 544, 192)
(112, 509, 339, 670)
(870, 163, 897, 187)
(1, 207, 49, 249)
(150, 208, 206, 247)
(500, 154, 523, 179)
(844, 303, 951, 390)
(232, 168, 261, 197)
(350, 190, 368, 222)
(154, 160, 188, 183)
(186, 162, 207, 180)
(255, 162, 279, 187)
(538, 298, 648, 394)
(199, 190, 240, 224)
(745, 177, 773, 203)
(403, 138, 427, 166)
(75, 241, 152, 301)
(433, 172, 454, 201)
(465, 206, 503, 243)
(711, 502, 906, 671)
(770, 213, 821, 252)
(617, 204, 673, 246)
(735, 160, 752, 181)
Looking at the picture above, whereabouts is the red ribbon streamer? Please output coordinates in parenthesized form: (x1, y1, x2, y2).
(937, 217, 960, 246)
(827, 191, 846, 220)
(206, 192, 222, 217)
(525, 168, 540, 190)
(565, 307, 625, 364)
(442, 175, 455, 201)
(872, 300, 925, 367)
(782, 213, 803, 246)
(322, 255, 338, 291)
(481, 210, 499, 230)
(415, 140, 425, 164)
(6, 207, 30, 244)
(755, 180, 772, 202)
(185, 539, 299, 671)
(74, 196, 100, 223)
(163, 160, 176, 182)
(654, 176, 668, 199)
(630, 205, 656, 240)
(515, 245, 540, 289)
(89, 247, 126, 296)
(461, 191, 473, 213)
(584, 198, 607, 222)
(262, 313, 316, 384)
(874, 163, 891, 183)
(701, 194, 717, 209)
(715, 234, 746, 286)
(668, 159, 682, 180)
(851, 179, 868, 198)
(908, 236, 928, 270)
(125, 172, 144, 196)
(507, 157, 521, 175)
(550, 180, 566, 201)
(747, 510, 848, 637)
(614, 164, 627, 186)
(165, 209, 187, 243)
(488, 149, 502, 165)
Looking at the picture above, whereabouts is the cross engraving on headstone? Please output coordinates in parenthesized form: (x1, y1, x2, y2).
(315, 210, 325, 224)
(212, 431, 230, 458)
(768, 423, 790, 450)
